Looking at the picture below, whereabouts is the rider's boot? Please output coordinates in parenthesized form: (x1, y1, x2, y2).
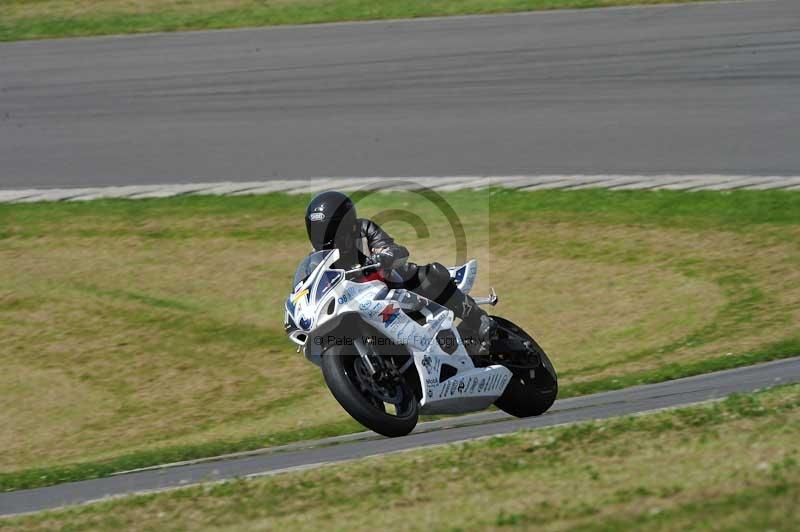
(445, 287, 497, 354)
(414, 263, 497, 354)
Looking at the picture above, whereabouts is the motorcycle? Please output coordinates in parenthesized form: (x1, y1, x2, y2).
(284, 249, 558, 437)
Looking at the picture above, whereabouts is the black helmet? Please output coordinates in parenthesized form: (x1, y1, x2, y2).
(305, 191, 358, 252)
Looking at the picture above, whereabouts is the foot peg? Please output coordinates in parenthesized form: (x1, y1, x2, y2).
(473, 287, 498, 307)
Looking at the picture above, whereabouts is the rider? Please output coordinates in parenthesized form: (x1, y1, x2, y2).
(304, 190, 497, 352)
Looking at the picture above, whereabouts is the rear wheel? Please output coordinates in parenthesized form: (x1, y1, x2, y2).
(490, 317, 558, 418)
(322, 346, 418, 437)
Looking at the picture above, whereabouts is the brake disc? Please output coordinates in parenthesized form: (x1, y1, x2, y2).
(354, 358, 403, 403)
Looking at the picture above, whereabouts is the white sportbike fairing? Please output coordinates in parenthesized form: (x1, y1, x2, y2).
(285, 249, 557, 437)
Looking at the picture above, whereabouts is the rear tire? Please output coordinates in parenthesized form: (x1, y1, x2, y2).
(491, 317, 558, 418)
(494, 367, 558, 417)
(322, 346, 419, 437)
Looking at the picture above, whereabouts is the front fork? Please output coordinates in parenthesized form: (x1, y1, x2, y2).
(353, 337, 414, 381)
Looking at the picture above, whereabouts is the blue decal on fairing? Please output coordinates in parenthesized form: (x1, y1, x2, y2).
(453, 266, 467, 284)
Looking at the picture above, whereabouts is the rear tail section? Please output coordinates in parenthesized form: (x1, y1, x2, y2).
(448, 259, 478, 294)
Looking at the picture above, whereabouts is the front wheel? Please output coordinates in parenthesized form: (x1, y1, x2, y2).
(491, 317, 558, 418)
(321, 346, 419, 437)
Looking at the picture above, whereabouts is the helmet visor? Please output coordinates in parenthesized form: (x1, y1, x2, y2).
(307, 220, 334, 250)
(307, 214, 357, 252)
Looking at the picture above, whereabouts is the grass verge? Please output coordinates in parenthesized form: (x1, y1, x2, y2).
(4, 383, 799, 529)
(1, 0, 716, 42)
(1, 189, 798, 491)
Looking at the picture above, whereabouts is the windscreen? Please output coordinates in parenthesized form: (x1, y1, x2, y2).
(314, 270, 343, 302)
(292, 250, 333, 287)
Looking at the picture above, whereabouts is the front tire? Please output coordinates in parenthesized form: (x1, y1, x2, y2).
(322, 346, 419, 437)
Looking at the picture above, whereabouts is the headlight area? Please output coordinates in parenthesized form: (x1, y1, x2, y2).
(285, 309, 308, 346)
(290, 332, 308, 346)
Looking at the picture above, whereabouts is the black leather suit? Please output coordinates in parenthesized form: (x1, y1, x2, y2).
(335, 219, 481, 327)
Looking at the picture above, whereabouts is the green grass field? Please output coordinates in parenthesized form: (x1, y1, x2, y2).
(5, 383, 799, 530)
(0, 0, 715, 42)
(1, 189, 799, 492)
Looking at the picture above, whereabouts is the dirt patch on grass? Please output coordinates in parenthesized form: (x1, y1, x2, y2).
(0, 233, 324, 469)
(494, 216, 800, 381)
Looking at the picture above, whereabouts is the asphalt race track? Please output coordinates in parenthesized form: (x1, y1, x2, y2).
(2, 357, 799, 516)
(2, 0, 800, 188)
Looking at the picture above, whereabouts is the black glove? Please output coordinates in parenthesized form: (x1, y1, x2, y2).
(366, 253, 393, 270)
